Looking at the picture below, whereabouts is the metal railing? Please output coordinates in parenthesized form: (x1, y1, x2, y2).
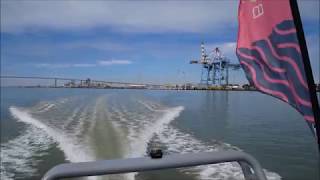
(42, 150, 267, 180)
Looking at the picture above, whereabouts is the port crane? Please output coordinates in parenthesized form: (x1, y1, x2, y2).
(190, 42, 241, 86)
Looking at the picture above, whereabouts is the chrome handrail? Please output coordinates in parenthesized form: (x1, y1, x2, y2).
(42, 150, 267, 180)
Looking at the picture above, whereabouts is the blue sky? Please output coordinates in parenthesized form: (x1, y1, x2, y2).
(1, 0, 319, 85)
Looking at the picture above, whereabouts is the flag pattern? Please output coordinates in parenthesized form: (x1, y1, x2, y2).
(237, 0, 314, 123)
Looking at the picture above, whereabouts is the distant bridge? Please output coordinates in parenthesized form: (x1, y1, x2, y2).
(0, 75, 163, 89)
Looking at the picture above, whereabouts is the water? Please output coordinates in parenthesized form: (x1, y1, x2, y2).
(1, 88, 319, 180)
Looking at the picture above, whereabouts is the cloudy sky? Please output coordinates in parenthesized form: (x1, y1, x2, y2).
(1, 0, 319, 85)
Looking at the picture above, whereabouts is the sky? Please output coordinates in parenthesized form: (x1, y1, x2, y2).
(1, 0, 319, 86)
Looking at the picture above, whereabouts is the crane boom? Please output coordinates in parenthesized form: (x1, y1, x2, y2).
(189, 42, 241, 86)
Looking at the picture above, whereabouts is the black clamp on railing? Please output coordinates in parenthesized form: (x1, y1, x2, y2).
(149, 148, 163, 159)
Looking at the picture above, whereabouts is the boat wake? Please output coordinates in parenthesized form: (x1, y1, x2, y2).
(158, 126, 281, 180)
(2, 95, 281, 180)
(0, 125, 52, 180)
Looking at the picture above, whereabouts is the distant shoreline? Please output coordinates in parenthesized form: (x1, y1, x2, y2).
(1, 86, 320, 92)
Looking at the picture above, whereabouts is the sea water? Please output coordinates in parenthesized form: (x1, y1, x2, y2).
(1, 88, 318, 180)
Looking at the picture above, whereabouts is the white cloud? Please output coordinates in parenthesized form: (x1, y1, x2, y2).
(62, 41, 132, 51)
(0, 0, 318, 35)
(1, 1, 318, 34)
(72, 63, 96, 67)
(98, 60, 132, 66)
(35, 63, 72, 68)
(35, 60, 131, 68)
(1, 1, 238, 33)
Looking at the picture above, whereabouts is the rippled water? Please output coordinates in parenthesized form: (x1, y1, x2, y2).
(1, 88, 318, 180)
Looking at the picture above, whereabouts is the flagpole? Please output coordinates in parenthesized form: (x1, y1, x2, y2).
(289, 0, 320, 151)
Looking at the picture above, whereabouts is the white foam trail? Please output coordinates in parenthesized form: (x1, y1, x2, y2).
(157, 126, 281, 180)
(127, 106, 184, 158)
(62, 105, 83, 129)
(1, 126, 52, 180)
(122, 105, 184, 180)
(36, 103, 56, 113)
(74, 99, 99, 138)
(39, 104, 56, 112)
(35, 97, 70, 113)
(88, 96, 106, 133)
(74, 105, 91, 137)
(9, 106, 97, 180)
(89, 102, 98, 133)
(58, 98, 69, 104)
(137, 100, 164, 112)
